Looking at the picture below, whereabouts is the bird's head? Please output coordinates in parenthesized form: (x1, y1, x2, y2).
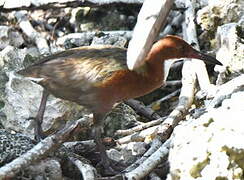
(150, 35, 222, 66)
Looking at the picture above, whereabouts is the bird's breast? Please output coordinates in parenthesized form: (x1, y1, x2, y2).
(96, 63, 164, 105)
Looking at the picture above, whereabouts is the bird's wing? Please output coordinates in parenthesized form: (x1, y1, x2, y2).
(18, 46, 128, 90)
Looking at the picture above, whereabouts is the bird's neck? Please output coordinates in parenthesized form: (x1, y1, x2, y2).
(143, 50, 177, 82)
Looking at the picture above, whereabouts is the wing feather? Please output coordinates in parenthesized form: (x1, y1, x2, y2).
(18, 46, 128, 91)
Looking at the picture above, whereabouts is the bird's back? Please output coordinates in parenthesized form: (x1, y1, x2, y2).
(18, 46, 128, 89)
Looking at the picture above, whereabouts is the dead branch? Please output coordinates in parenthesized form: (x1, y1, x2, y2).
(157, 59, 196, 136)
(124, 137, 171, 180)
(125, 99, 161, 120)
(15, 11, 50, 55)
(116, 124, 160, 144)
(0, 116, 92, 179)
(115, 118, 165, 136)
(147, 89, 181, 109)
(208, 74, 244, 108)
(124, 137, 163, 172)
(127, 0, 174, 70)
(68, 154, 97, 180)
(164, 80, 182, 87)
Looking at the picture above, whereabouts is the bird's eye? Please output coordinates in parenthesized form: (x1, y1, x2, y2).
(190, 42, 197, 47)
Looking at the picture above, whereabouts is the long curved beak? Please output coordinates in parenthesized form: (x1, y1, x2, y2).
(190, 50, 222, 66)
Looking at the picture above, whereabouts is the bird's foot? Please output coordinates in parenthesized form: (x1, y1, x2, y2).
(27, 116, 46, 142)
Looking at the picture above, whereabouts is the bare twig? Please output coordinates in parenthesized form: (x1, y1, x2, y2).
(147, 89, 181, 109)
(0, 116, 92, 179)
(64, 140, 96, 150)
(117, 123, 161, 144)
(124, 137, 163, 172)
(68, 154, 97, 180)
(125, 99, 161, 120)
(157, 62, 196, 137)
(208, 74, 244, 108)
(164, 80, 182, 87)
(127, 0, 174, 70)
(124, 137, 171, 180)
(115, 117, 165, 136)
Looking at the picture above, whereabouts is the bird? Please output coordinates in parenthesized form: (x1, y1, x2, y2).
(17, 35, 222, 173)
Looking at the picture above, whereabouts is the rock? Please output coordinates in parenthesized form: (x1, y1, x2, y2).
(70, 7, 91, 32)
(25, 46, 40, 58)
(104, 103, 140, 138)
(0, 46, 26, 70)
(2, 72, 86, 138)
(75, 8, 134, 31)
(0, 129, 63, 179)
(167, 90, 244, 180)
(107, 148, 123, 162)
(56, 33, 95, 49)
(126, 141, 147, 156)
(0, 129, 34, 166)
(196, 0, 244, 32)
(0, 26, 11, 50)
(0, 46, 27, 109)
(119, 142, 147, 164)
(215, 23, 244, 84)
(91, 33, 127, 47)
(0, 26, 24, 49)
(24, 159, 63, 180)
(9, 30, 25, 48)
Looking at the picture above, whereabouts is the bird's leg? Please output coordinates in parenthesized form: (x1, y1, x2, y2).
(34, 90, 49, 141)
(92, 112, 122, 175)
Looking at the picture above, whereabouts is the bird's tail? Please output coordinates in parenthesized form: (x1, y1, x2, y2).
(17, 67, 44, 83)
(17, 66, 40, 78)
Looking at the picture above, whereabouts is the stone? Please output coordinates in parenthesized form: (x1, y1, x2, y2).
(104, 103, 140, 137)
(0, 26, 11, 50)
(215, 23, 244, 84)
(0, 26, 24, 49)
(167, 90, 244, 180)
(91, 33, 127, 47)
(2, 72, 86, 138)
(56, 33, 95, 49)
(8, 30, 25, 48)
(196, 0, 244, 32)
(107, 148, 123, 162)
(0, 129, 34, 165)
(126, 142, 147, 156)
(25, 159, 63, 180)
